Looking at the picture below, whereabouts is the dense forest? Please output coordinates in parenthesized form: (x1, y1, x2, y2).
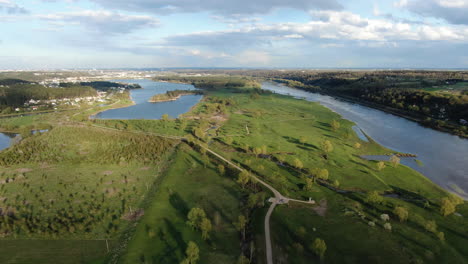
(0, 83, 96, 107)
(61, 81, 141, 91)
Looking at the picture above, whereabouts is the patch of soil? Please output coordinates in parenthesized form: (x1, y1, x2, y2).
(16, 168, 32, 173)
(122, 209, 145, 221)
(312, 199, 328, 217)
(102, 171, 113, 175)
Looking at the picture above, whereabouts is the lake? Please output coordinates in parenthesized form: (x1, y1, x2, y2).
(262, 82, 468, 199)
(93, 79, 203, 120)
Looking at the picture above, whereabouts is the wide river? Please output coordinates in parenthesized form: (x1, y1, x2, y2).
(262, 82, 468, 199)
(93, 79, 202, 120)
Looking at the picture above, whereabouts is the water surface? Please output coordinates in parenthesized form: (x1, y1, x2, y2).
(262, 82, 468, 198)
(94, 79, 202, 120)
(0, 132, 17, 151)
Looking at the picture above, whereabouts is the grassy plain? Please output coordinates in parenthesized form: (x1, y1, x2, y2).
(118, 143, 244, 264)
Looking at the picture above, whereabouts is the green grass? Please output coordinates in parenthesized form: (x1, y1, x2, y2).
(180, 89, 467, 264)
(0, 240, 114, 264)
(119, 143, 244, 264)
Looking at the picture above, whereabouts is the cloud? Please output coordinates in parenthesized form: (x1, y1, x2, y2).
(0, 0, 28, 14)
(160, 10, 468, 52)
(82, 0, 342, 15)
(38, 10, 159, 35)
(399, 0, 468, 25)
(211, 15, 261, 24)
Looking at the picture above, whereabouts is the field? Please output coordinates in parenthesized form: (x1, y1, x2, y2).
(117, 143, 245, 264)
(0, 124, 178, 262)
(184, 89, 468, 263)
(0, 76, 466, 264)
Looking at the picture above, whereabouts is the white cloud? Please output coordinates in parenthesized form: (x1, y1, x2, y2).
(38, 10, 159, 35)
(0, 0, 28, 14)
(81, 0, 342, 15)
(399, 0, 468, 24)
(283, 34, 304, 39)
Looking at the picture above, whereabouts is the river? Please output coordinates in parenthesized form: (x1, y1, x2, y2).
(93, 79, 202, 120)
(261, 82, 468, 199)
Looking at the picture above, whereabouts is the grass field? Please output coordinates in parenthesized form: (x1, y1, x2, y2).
(118, 143, 244, 264)
(183, 89, 468, 263)
(0, 239, 115, 264)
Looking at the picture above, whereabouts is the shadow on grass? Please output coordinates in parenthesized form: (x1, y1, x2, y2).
(169, 192, 189, 218)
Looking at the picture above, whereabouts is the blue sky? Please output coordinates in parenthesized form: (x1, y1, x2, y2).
(1, 0, 468, 69)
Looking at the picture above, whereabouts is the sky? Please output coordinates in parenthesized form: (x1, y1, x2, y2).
(1, 0, 468, 69)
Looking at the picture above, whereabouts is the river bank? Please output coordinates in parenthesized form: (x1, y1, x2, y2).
(269, 80, 467, 139)
(261, 81, 468, 199)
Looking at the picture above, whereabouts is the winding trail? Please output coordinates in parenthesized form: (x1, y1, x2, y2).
(89, 124, 315, 264)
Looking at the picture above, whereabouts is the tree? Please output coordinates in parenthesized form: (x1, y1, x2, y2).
(365, 191, 383, 204)
(393, 207, 409, 222)
(225, 137, 234, 145)
(253, 147, 262, 158)
(448, 194, 463, 206)
(331, 119, 340, 131)
(389, 155, 400, 167)
(376, 161, 386, 171)
(424, 220, 437, 233)
(437, 231, 445, 241)
(299, 136, 307, 146)
(187, 208, 206, 229)
(234, 215, 248, 240)
(440, 197, 456, 216)
(320, 140, 333, 154)
(237, 171, 250, 189)
(162, 114, 169, 122)
(217, 164, 225, 175)
(200, 217, 212, 240)
(384, 223, 392, 231)
(304, 178, 314, 191)
(294, 158, 303, 170)
(333, 179, 340, 188)
(180, 241, 199, 264)
(317, 169, 329, 181)
(178, 118, 187, 131)
(237, 255, 250, 264)
(311, 238, 327, 259)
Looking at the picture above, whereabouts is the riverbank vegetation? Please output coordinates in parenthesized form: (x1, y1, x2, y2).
(153, 75, 261, 90)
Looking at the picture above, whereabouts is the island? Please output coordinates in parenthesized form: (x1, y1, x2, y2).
(148, 90, 204, 103)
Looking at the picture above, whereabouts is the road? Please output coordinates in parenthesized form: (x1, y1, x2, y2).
(198, 145, 314, 264)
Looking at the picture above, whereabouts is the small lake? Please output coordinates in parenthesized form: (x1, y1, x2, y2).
(93, 79, 202, 120)
(262, 82, 468, 199)
(0, 132, 17, 152)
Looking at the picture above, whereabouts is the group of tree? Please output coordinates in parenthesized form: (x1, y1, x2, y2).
(187, 207, 212, 240)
